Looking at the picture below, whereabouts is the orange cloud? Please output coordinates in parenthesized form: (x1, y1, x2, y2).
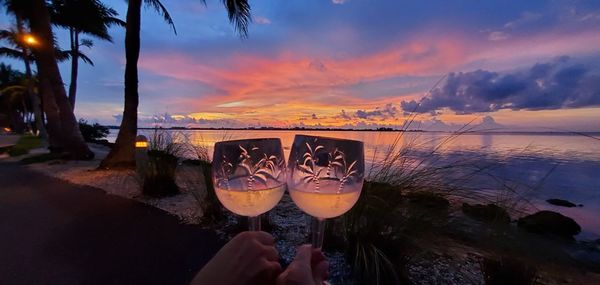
(136, 28, 600, 128)
(138, 35, 470, 125)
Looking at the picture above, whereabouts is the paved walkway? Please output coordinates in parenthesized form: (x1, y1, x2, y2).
(0, 135, 19, 148)
(0, 162, 223, 285)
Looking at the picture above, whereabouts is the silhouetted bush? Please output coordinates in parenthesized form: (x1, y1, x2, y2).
(142, 150, 179, 197)
(341, 181, 414, 285)
(138, 129, 184, 197)
(78, 119, 109, 142)
(462, 203, 511, 225)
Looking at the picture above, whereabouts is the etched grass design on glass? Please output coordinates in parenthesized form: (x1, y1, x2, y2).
(212, 138, 286, 231)
(288, 135, 364, 248)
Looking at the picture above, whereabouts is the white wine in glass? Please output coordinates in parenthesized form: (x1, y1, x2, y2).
(287, 135, 364, 248)
(212, 138, 286, 231)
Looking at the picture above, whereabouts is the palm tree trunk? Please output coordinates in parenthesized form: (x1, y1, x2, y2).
(29, 0, 93, 159)
(37, 71, 64, 151)
(16, 16, 47, 139)
(23, 50, 47, 138)
(68, 28, 79, 110)
(100, 0, 142, 168)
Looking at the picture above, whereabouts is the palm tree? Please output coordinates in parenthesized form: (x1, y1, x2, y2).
(49, 0, 125, 110)
(0, 63, 30, 133)
(22, 0, 94, 159)
(100, 0, 252, 168)
(0, 19, 47, 137)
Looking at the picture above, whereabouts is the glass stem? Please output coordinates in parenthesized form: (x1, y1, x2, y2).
(249, 215, 261, 231)
(311, 217, 326, 249)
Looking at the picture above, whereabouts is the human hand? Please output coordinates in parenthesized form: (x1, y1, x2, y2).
(190, 231, 282, 285)
(276, 245, 329, 285)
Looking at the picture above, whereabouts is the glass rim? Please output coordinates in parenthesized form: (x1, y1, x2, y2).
(293, 134, 364, 145)
(214, 137, 282, 146)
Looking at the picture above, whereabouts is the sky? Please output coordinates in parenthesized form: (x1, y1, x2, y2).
(2, 0, 600, 131)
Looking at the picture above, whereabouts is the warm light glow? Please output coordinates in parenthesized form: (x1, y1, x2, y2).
(3, 127, 11, 132)
(23, 34, 38, 46)
(135, 141, 148, 148)
(215, 185, 286, 216)
(135, 135, 148, 148)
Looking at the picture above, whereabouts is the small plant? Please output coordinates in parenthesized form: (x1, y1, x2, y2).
(139, 129, 185, 197)
(179, 134, 225, 224)
(341, 181, 411, 285)
(78, 119, 109, 142)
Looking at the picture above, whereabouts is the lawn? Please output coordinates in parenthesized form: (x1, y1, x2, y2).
(8, 134, 42, 157)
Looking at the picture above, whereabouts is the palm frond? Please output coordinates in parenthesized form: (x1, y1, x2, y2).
(222, 0, 251, 38)
(105, 7, 126, 27)
(144, 0, 177, 35)
(55, 48, 71, 62)
(0, 29, 16, 40)
(0, 85, 26, 94)
(55, 48, 93, 66)
(78, 51, 94, 66)
(79, 38, 93, 48)
(0, 46, 23, 59)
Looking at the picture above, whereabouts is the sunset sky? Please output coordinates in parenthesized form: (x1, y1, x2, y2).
(2, 0, 600, 131)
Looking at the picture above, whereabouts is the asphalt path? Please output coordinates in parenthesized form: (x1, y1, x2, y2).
(0, 162, 223, 285)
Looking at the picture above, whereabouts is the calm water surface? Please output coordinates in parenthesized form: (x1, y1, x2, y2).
(108, 130, 600, 239)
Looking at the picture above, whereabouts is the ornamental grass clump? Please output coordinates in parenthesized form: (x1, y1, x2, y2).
(183, 136, 225, 224)
(139, 129, 186, 197)
(338, 117, 533, 284)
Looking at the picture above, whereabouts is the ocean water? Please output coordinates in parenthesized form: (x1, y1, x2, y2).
(108, 130, 600, 239)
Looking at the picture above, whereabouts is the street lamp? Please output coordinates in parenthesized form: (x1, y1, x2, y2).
(22, 34, 38, 47)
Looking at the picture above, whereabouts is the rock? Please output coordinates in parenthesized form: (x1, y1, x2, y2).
(517, 211, 581, 239)
(546, 198, 580, 208)
(462, 203, 511, 225)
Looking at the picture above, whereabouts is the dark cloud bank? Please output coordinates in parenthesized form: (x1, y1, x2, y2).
(401, 56, 600, 114)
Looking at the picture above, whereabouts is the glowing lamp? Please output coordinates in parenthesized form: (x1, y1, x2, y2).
(23, 34, 38, 46)
(3, 127, 11, 132)
(135, 135, 148, 148)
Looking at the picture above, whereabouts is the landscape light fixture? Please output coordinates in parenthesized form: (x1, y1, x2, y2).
(135, 135, 148, 148)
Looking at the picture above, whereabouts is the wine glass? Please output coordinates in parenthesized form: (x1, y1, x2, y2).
(287, 135, 364, 248)
(212, 138, 286, 231)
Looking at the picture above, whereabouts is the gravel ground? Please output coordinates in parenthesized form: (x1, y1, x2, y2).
(407, 252, 484, 285)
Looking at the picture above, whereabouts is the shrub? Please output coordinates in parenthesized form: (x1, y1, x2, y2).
(20, 152, 63, 164)
(341, 181, 412, 285)
(462, 203, 511, 225)
(78, 119, 109, 142)
(142, 150, 179, 197)
(138, 129, 185, 197)
(182, 159, 225, 224)
(180, 135, 226, 224)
